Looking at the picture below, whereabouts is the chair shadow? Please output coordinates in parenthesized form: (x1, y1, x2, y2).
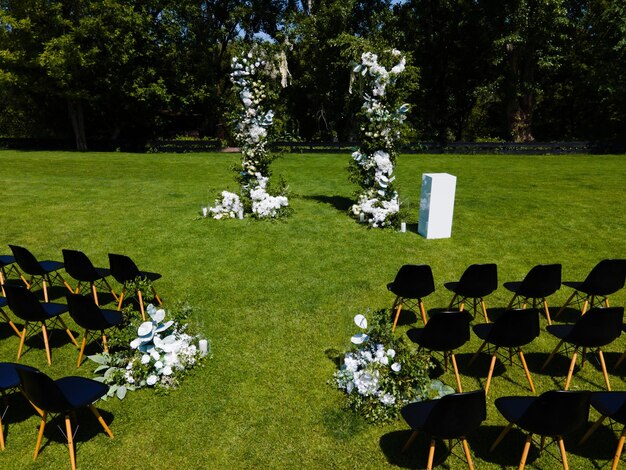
(38, 408, 115, 453)
(0, 322, 18, 340)
(18, 326, 80, 360)
(389, 309, 419, 328)
(304, 195, 354, 213)
(550, 306, 582, 323)
(380, 430, 464, 469)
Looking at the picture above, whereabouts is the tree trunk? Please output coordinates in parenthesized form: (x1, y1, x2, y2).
(68, 99, 88, 151)
(508, 98, 535, 142)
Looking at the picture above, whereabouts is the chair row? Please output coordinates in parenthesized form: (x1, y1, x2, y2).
(401, 388, 626, 470)
(0, 362, 113, 470)
(0, 285, 123, 365)
(387, 259, 626, 330)
(407, 307, 625, 396)
(0, 244, 162, 319)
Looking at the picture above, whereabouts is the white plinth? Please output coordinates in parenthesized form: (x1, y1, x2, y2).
(418, 173, 456, 239)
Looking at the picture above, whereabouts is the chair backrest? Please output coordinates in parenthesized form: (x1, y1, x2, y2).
(66, 293, 106, 330)
(420, 310, 471, 351)
(456, 263, 498, 297)
(487, 308, 540, 348)
(518, 390, 591, 436)
(391, 264, 435, 299)
(582, 259, 626, 296)
(8, 244, 44, 275)
(424, 390, 487, 439)
(108, 253, 140, 284)
(567, 306, 624, 347)
(62, 249, 97, 282)
(3, 284, 46, 321)
(518, 264, 562, 298)
(17, 367, 72, 413)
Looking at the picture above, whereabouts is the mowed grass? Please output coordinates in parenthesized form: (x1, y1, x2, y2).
(0, 150, 625, 469)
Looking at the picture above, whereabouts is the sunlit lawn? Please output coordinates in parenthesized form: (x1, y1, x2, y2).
(0, 150, 624, 469)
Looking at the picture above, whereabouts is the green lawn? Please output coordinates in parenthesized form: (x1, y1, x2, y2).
(0, 150, 625, 469)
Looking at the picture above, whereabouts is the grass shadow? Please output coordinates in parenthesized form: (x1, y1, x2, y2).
(320, 407, 368, 440)
(380, 430, 466, 469)
(304, 195, 353, 213)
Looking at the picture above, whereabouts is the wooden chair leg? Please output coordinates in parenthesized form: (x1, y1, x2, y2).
(612, 427, 626, 470)
(42, 323, 52, 365)
(57, 317, 79, 347)
(33, 412, 46, 460)
(543, 299, 552, 325)
(485, 353, 497, 395)
(401, 430, 419, 453)
(117, 289, 125, 310)
(152, 286, 163, 306)
(469, 341, 487, 366)
(17, 322, 28, 360)
(0, 309, 21, 337)
(556, 291, 577, 319)
(0, 411, 4, 450)
(91, 283, 99, 306)
(65, 414, 76, 470)
(582, 298, 589, 315)
(557, 436, 569, 470)
(391, 300, 403, 333)
(462, 438, 474, 470)
(89, 405, 114, 438)
(519, 434, 533, 470)
(102, 331, 109, 353)
(138, 290, 146, 321)
(598, 349, 611, 391)
(542, 340, 564, 370)
(518, 350, 535, 394)
(419, 299, 428, 324)
(564, 351, 578, 390)
(490, 422, 514, 452)
(42, 279, 49, 303)
(450, 352, 462, 392)
(579, 415, 607, 445)
(427, 438, 436, 470)
(77, 330, 88, 367)
(481, 299, 489, 322)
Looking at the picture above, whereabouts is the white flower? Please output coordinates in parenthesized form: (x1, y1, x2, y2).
(141, 354, 151, 365)
(387, 349, 396, 358)
(146, 375, 158, 386)
(354, 370, 379, 396)
(162, 365, 173, 376)
(354, 314, 367, 329)
(391, 362, 402, 372)
(379, 393, 396, 405)
(154, 360, 163, 370)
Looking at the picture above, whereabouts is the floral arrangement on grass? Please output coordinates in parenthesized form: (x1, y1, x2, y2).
(89, 303, 209, 399)
(333, 309, 435, 423)
(205, 48, 290, 220)
(349, 50, 409, 228)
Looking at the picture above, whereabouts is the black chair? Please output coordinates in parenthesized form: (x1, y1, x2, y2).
(614, 324, 626, 370)
(387, 264, 435, 331)
(0, 362, 39, 450)
(109, 253, 163, 321)
(0, 295, 21, 336)
(491, 390, 591, 469)
(17, 367, 113, 470)
(62, 249, 118, 306)
(542, 306, 624, 390)
(504, 264, 562, 324)
(0, 254, 21, 292)
(579, 392, 626, 469)
(556, 259, 626, 318)
(401, 390, 486, 470)
(445, 263, 498, 322)
(8, 244, 68, 303)
(67, 293, 123, 367)
(470, 308, 540, 395)
(3, 284, 78, 365)
(406, 311, 470, 392)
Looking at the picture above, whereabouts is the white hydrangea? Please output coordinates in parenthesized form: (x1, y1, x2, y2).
(207, 191, 243, 220)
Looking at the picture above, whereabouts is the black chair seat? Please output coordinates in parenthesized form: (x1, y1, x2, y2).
(56, 376, 110, 411)
(400, 399, 439, 430)
(41, 302, 69, 319)
(0, 297, 6, 308)
(545, 324, 574, 340)
(141, 270, 161, 282)
(0, 255, 15, 267)
(503, 281, 522, 292)
(562, 280, 583, 290)
(387, 264, 435, 330)
(472, 323, 492, 341)
(0, 362, 21, 390)
(494, 395, 537, 425)
(38, 260, 64, 273)
(590, 392, 626, 422)
(445, 263, 498, 322)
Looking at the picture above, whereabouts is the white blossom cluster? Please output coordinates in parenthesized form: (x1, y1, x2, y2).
(350, 51, 408, 228)
(209, 50, 288, 219)
(334, 314, 402, 406)
(126, 304, 202, 388)
(204, 191, 243, 220)
(249, 173, 289, 218)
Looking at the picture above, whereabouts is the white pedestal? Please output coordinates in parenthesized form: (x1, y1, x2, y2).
(418, 173, 456, 239)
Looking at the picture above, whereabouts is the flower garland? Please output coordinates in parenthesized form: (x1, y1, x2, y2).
(89, 304, 208, 399)
(205, 49, 290, 220)
(333, 309, 438, 423)
(349, 50, 409, 228)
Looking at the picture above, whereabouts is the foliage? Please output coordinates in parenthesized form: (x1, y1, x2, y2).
(333, 309, 434, 423)
(89, 304, 208, 399)
(348, 50, 408, 228)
